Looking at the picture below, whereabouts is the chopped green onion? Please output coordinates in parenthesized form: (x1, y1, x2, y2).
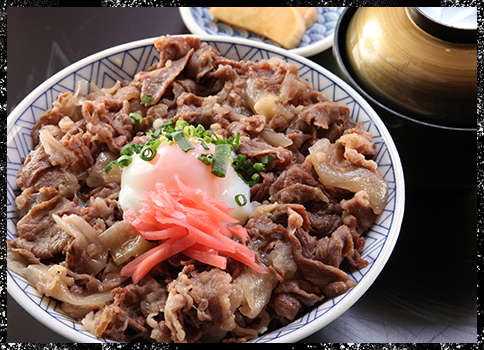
(172, 130, 195, 152)
(151, 119, 175, 139)
(253, 162, 265, 172)
(157, 118, 175, 131)
(232, 154, 247, 170)
(120, 143, 138, 157)
(235, 194, 248, 207)
(235, 132, 241, 147)
(198, 153, 214, 166)
(200, 139, 210, 150)
(145, 138, 162, 150)
(175, 119, 189, 131)
(204, 135, 213, 144)
(129, 112, 143, 124)
(211, 138, 228, 146)
(251, 173, 261, 182)
(225, 132, 241, 151)
(151, 127, 162, 139)
(105, 160, 118, 173)
(184, 125, 196, 138)
(236, 173, 258, 187)
(204, 130, 218, 141)
(212, 143, 231, 178)
(105, 155, 133, 173)
(261, 155, 273, 166)
(140, 145, 157, 161)
(196, 124, 205, 137)
(105, 119, 253, 179)
(140, 94, 153, 106)
(117, 155, 133, 168)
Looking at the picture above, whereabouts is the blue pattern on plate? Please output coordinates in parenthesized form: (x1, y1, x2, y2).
(7, 38, 398, 343)
(190, 7, 344, 49)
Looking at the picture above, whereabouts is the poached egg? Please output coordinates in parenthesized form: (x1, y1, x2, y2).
(118, 140, 253, 224)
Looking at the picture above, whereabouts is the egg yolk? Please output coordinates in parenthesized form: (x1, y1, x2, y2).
(118, 140, 253, 224)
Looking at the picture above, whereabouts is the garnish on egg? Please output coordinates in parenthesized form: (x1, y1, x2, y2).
(116, 119, 255, 225)
(105, 118, 272, 184)
(235, 194, 248, 207)
(120, 178, 266, 284)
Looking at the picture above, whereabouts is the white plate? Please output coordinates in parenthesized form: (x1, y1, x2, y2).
(7, 35, 405, 343)
(179, 7, 344, 57)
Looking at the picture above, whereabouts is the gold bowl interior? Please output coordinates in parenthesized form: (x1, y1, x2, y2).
(345, 7, 476, 128)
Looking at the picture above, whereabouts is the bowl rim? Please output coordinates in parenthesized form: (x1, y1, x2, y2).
(333, 7, 476, 133)
(7, 34, 405, 343)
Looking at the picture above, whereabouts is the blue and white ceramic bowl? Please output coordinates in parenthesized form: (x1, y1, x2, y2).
(180, 7, 345, 57)
(7, 35, 405, 343)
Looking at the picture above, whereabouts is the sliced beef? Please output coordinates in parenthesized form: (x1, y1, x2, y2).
(135, 49, 194, 107)
(175, 92, 219, 126)
(337, 124, 378, 172)
(164, 266, 241, 343)
(31, 91, 85, 146)
(185, 42, 217, 81)
(154, 35, 200, 68)
(269, 162, 329, 204)
(238, 136, 293, 170)
(286, 228, 357, 298)
(61, 128, 96, 170)
(17, 144, 53, 190)
(290, 101, 356, 149)
(82, 100, 129, 152)
(341, 190, 377, 235)
(8, 194, 78, 264)
(306, 202, 344, 237)
(83, 277, 168, 342)
(249, 171, 277, 203)
(273, 279, 324, 321)
(31, 110, 67, 146)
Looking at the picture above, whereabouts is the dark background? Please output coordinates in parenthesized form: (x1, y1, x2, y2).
(7, 7, 477, 343)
